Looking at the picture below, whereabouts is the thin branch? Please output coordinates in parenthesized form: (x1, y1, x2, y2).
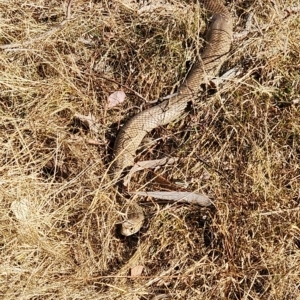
(0, 0, 75, 50)
(259, 207, 300, 216)
(97, 74, 149, 103)
(66, 0, 74, 20)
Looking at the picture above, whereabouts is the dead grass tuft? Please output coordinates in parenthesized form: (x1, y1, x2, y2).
(1, 0, 300, 299)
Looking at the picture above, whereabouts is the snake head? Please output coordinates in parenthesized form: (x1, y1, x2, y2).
(121, 220, 142, 236)
(120, 209, 145, 236)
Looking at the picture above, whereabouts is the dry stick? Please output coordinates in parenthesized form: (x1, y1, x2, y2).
(99, 71, 199, 104)
(65, 0, 73, 19)
(96, 74, 149, 104)
(75, 274, 196, 280)
(234, 12, 254, 40)
(234, 5, 300, 41)
(197, 156, 238, 194)
(151, 295, 170, 300)
(259, 207, 300, 216)
(284, 6, 300, 15)
(0, 0, 74, 50)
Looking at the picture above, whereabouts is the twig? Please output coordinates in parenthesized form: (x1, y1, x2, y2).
(0, 21, 67, 50)
(66, 0, 74, 20)
(234, 12, 254, 40)
(97, 74, 149, 103)
(197, 156, 238, 193)
(259, 207, 300, 216)
(284, 6, 300, 16)
(211, 67, 242, 86)
(0, 0, 74, 50)
(233, 5, 300, 41)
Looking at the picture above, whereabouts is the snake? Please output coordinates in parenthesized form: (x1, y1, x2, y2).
(113, 0, 233, 236)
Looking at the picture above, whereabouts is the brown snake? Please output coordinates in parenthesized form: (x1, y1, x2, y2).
(113, 0, 233, 236)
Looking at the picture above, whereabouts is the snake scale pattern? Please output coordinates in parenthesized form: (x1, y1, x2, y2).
(113, 0, 233, 236)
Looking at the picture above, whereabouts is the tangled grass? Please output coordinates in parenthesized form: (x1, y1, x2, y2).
(0, 0, 299, 299)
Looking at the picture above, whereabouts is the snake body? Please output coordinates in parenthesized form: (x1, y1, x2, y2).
(114, 1, 233, 236)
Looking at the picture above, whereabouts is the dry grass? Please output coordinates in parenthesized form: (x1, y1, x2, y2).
(1, 0, 300, 299)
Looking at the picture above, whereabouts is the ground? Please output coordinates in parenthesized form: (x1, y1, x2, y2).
(0, 0, 300, 299)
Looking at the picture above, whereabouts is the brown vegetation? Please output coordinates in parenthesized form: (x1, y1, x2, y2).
(0, 0, 299, 299)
